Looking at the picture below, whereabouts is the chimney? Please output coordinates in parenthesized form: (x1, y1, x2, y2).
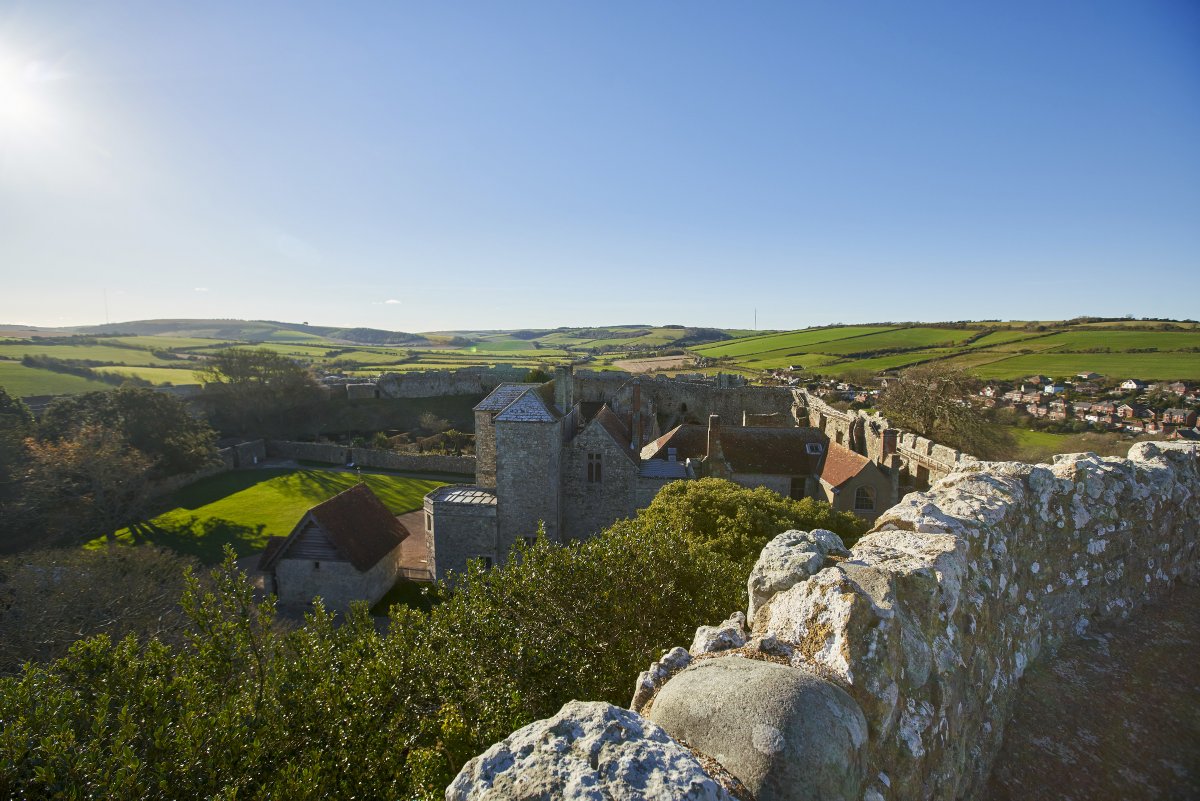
(631, 381, 642, 449)
(707, 414, 721, 459)
(554, 365, 573, 413)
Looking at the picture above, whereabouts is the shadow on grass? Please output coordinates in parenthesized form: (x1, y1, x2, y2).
(370, 578, 443, 616)
(125, 516, 269, 564)
(169, 469, 296, 511)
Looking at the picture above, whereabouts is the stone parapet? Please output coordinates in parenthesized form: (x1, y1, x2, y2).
(448, 442, 1200, 800)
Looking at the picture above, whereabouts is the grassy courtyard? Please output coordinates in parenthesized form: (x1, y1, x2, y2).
(90, 468, 445, 563)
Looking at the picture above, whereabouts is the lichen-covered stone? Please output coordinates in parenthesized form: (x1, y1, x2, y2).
(631, 647, 693, 712)
(747, 529, 850, 619)
(453, 443, 1200, 801)
(447, 700, 733, 801)
(648, 656, 868, 801)
(690, 612, 748, 656)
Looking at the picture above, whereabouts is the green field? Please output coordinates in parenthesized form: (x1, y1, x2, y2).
(96, 366, 204, 385)
(971, 352, 1200, 380)
(0, 343, 181, 366)
(0, 360, 113, 395)
(699, 323, 1200, 380)
(1038, 330, 1200, 352)
(694, 326, 896, 358)
(90, 468, 446, 563)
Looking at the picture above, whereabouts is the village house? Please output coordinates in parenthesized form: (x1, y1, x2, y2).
(1163, 408, 1199, 427)
(1121, 379, 1146, 391)
(258, 484, 411, 612)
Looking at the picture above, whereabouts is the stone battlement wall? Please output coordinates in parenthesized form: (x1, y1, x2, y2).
(450, 442, 1200, 800)
(266, 440, 475, 476)
(801, 390, 976, 487)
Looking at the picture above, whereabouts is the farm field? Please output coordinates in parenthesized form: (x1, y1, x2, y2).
(0, 361, 113, 395)
(91, 468, 446, 563)
(694, 326, 895, 358)
(0, 343, 182, 366)
(698, 322, 1200, 381)
(970, 352, 1200, 380)
(96, 366, 204, 385)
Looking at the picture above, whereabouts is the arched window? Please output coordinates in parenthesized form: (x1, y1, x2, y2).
(854, 486, 876, 511)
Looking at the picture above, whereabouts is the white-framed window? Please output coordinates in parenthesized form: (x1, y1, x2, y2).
(854, 486, 876, 511)
(426, 512, 433, 533)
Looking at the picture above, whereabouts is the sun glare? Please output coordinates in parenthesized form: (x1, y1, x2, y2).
(0, 46, 58, 135)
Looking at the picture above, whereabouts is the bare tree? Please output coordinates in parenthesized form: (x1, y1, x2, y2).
(877, 363, 1014, 459)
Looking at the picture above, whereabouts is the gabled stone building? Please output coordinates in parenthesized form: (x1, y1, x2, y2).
(258, 483, 411, 612)
(422, 370, 901, 580)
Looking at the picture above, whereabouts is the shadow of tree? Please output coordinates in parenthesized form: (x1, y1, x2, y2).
(168, 469, 294, 511)
(125, 516, 268, 564)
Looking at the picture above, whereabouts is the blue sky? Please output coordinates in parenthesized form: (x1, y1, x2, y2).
(1, 1, 1197, 332)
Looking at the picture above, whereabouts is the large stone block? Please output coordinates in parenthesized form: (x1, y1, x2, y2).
(447, 700, 733, 801)
(648, 657, 868, 801)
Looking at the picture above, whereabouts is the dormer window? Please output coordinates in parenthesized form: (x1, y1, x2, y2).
(805, 442, 825, 455)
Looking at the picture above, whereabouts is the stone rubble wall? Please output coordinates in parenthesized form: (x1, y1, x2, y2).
(448, 442, 1200, 800)
(374, 366, 529, 399)
(266, 440, 475, 476)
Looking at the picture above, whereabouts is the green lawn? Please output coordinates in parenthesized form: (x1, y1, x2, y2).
(90, 469, 446, 563)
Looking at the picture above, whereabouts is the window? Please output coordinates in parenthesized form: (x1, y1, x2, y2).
(313, 561, 320, 570)
(426, 512, 433, 533)
(854, 486, 876, 511)
(523, 536, 536, 547)
(805, 442, 824, 456)
(587, 452, 603, 483)
(480, 556, 494, 569)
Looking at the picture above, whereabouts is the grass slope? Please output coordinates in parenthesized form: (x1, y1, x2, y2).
(0, 361, 113, 395)
(92, 469, 445, 563)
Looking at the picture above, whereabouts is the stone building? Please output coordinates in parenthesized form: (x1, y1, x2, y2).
(258, 484, 411, 612)
(422, 369, 905, 580)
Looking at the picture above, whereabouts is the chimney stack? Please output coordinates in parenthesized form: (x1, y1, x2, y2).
(631, 380, 642, 449)
(554, 365, 574, 412)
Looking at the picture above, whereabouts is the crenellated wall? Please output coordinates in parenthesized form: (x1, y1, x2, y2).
(801, 390, 977, 491)
(449, 442, 1200, 800)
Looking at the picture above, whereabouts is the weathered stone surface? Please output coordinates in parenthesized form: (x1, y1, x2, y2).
(453, 442, 1200, 801)
(747, 529, 850, 619)
(447, 700, 733, 801)
(631, 646, 692, 713)
(752, 442, 1200, 800)
(648, 656, 868, 801)
(690, 611, 748, 656)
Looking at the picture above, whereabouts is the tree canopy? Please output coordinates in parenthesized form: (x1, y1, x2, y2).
(197, 347, 324, 437)
(39, 386, 217, 477)
(0, 478, 859, 797)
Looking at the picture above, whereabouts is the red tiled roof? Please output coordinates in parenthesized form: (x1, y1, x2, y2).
(642, 424, 827, 475)
(719, 427, 827, 475)
(263, 484, 410, 573)
(820, 443, 871, 488)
